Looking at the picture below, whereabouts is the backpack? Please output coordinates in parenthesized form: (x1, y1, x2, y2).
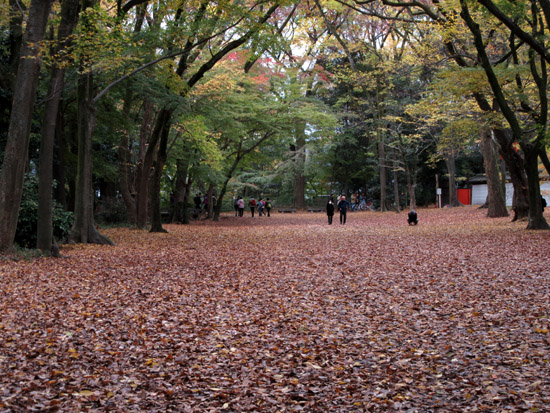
(266, 202, 272, 209)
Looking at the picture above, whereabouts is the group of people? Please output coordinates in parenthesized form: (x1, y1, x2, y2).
(234, 196, 273, 217)
(349, 192, 367, 211)
(193, 193, 216, 211)
(198, 192, 418, 225)
(326, 193, 418, 226)
(325, 194, 351, 225)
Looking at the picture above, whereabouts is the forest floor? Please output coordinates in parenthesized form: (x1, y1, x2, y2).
(1, 207, 549, 412)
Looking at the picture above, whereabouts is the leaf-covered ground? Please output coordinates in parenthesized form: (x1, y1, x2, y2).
(1, 207, 549, 412)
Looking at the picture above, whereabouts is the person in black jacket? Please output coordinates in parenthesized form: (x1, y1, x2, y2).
(337, 196, 350, 225)
(326, 200, 335, 224)
(408, 210, 418, 225)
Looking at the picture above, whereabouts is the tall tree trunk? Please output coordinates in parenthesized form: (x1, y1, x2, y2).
(7, 0, 24, 85)
(499, 155, 507, 205)
(70, 0, 113, 245)
(403, 153, 417, 210)
(405, 168, 416, 211)
(182, 177, 192, 224)
(134, 101, 156, 228)
(392, 147, 400, 212)
(493, 129, 529, 220)
(0, 0, 24, 136)
(214, 156, 241, 222)
(213, 181, 229, 222)
(445, 150, 461, 207)
(480, 128, 508, 217)
(539, 148, 550, 176)
(117, 7, 148, 226)
(379, 139, 387, 212)
(173, 158, 189, 223)
(293, 134, 306, 209)
(37, 65, 65, 255)
(0, 0, 53, 251)
(524, 144, 550, 229)
(206, 184, 214, 218)
(70, 71, 113, 245)
(461, 3, 530, 221)
(53, 106, 67, 208)
(118, 129, 137, 225)
(149, 117, 170, 233)
(37, 0, 80, 256)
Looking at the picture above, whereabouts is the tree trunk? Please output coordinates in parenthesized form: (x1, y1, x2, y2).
(118, 87, 137, 226)
(118, 128, 137, 225)
(480, 128, 508, 217)
(293, 134, 306, 209)
(404, 155, 417, 211)
(0, 0, 53, 252)
(7, 0, 24, 85)
(53, 106, 67, 208)
(379, 139, 387, 212)
(37, 0, 80, 256)
(445, 150, 461, 207)
(149, 116, 170, 233)
(70, 0, 113, 245)
(524, 144, 550, 229)
(70, 70, 114, 245)
(392, 147, 400, 212)
(134, 118, 153, 227)
(37, 66, 65, 255)
(493, 129, 529, 221)
(461, 5, 529, 221)
(213, 180, 229, 222)
(182, 177, 192, 225)
(539, 147, 550, 176)
(0, 0, 24, 136)
(499, 156, 507, 205)
(206, 184, 214, 218)
(214, 157, 241, 222)
(137, 107, 167, 228)
(173, 158, 189, 223)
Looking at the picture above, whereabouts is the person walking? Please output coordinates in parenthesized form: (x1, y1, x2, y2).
(194, 193, 202, 211)
(248, 197, 257, 217)
(338, 195, 350, 225)
(326, 199, 335, 224)
(233, 197, 239, 216)
(257, 198, 265, 216)
(265, 198, 272, 217)
(237, 196, 245, 217)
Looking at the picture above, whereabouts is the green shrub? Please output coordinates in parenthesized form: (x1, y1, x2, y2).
(15, 175, 73, 249)
(95, 197, 128, 224)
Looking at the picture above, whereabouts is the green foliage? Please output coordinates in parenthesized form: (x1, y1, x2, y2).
(95, 197, 127, 225)
(15, 175, 73, 249)
(73, 4, 141, 75)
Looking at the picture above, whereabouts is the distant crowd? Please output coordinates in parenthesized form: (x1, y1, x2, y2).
(233, 196, 273, 217)
(193, 192, 417, 226)
(327, 193, 417, 226)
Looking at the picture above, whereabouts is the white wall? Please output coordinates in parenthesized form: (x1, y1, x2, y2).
(472, 182, 550, 206)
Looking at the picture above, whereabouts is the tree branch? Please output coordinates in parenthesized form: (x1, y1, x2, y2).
(477, 0, 550, 64)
